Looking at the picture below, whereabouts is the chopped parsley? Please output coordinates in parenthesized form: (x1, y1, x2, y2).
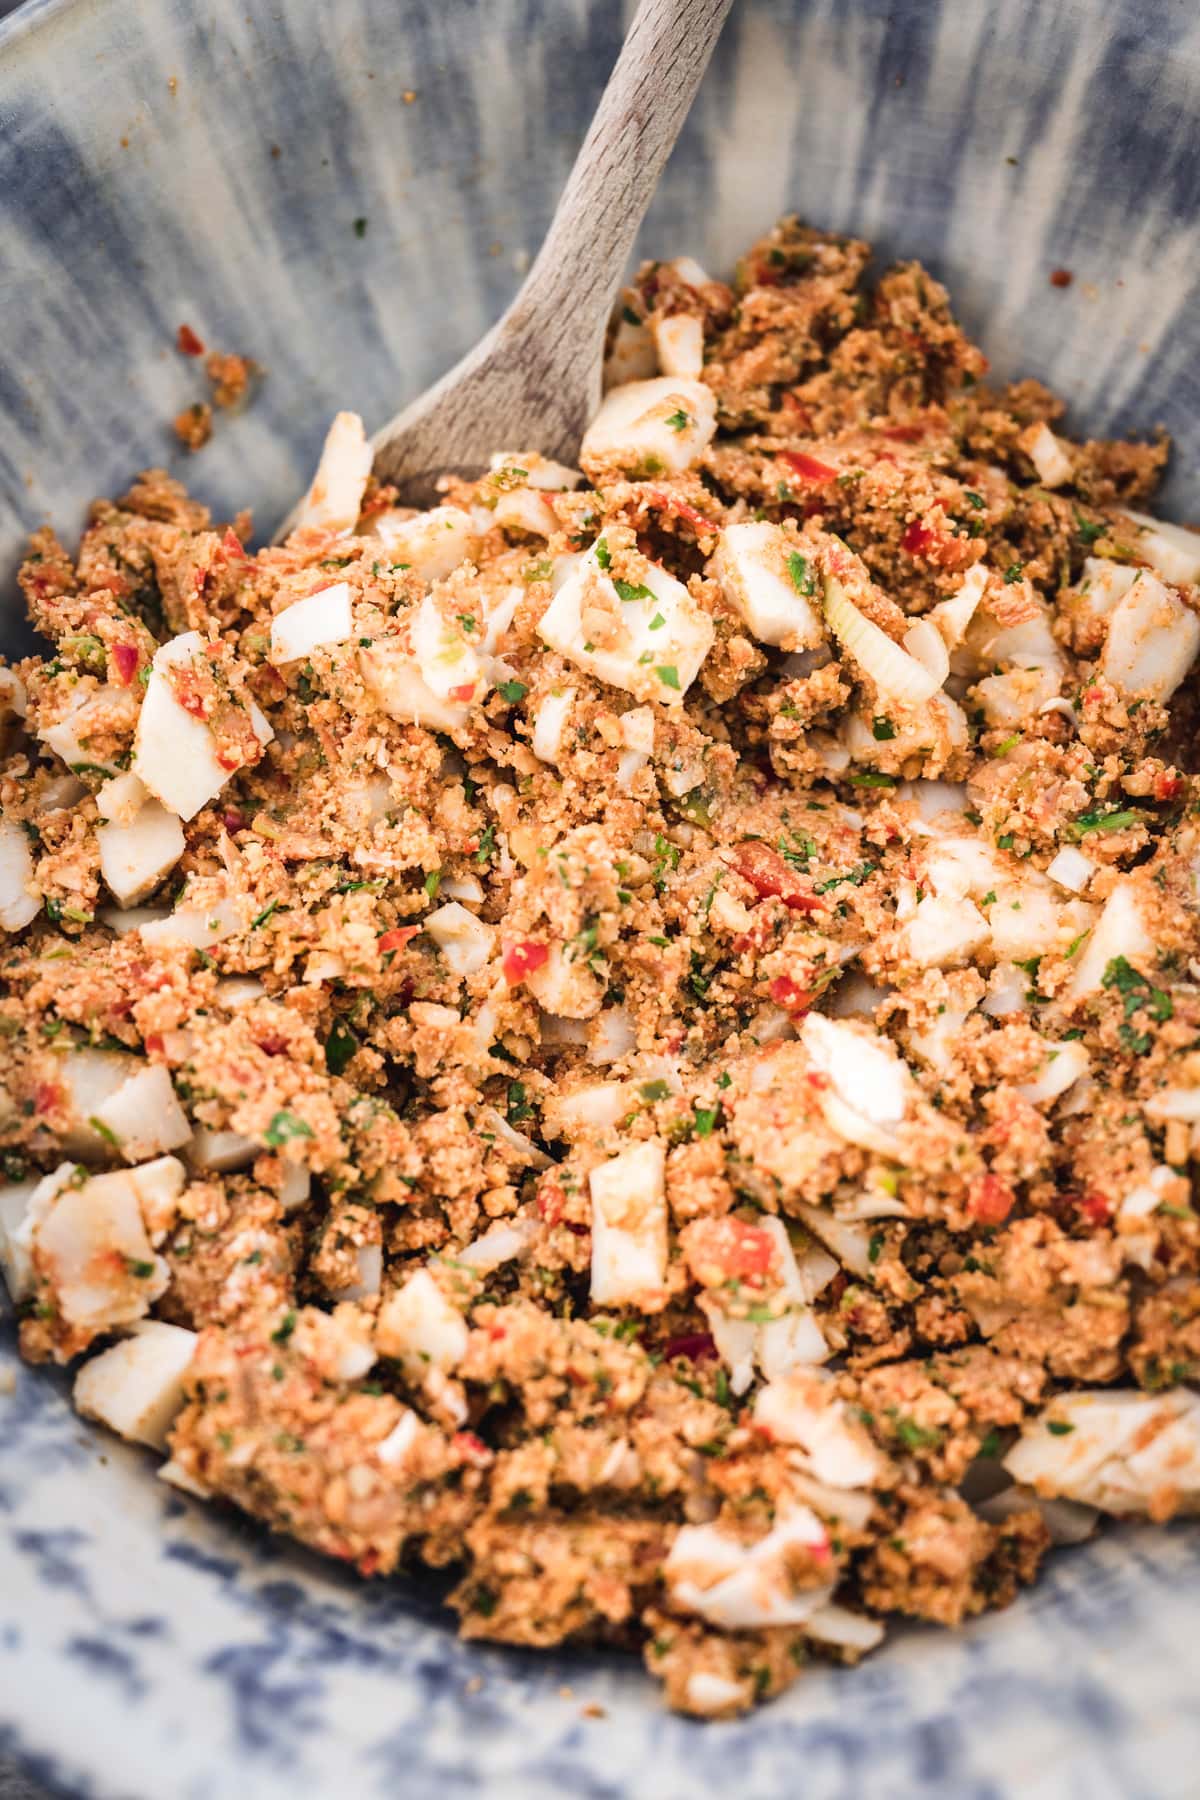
(263, 1110, 314, 1148)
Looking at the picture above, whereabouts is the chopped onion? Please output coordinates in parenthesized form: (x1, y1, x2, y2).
(823, 574, 940, 704)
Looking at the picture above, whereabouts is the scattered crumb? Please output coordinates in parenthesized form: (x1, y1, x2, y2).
(167, 75, 178, 96)
(402, 89, 417, 103)
(177, 323, 206, 358)
(173, 401, 213, 451)
(582, 1703, 607, 1720)
(1049, 268, 1074, 289)
(206, 351, 258, 412)
(464, 1675, 483, 1695)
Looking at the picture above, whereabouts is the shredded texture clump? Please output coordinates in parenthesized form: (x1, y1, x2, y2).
(2, 218, 1199, 1718)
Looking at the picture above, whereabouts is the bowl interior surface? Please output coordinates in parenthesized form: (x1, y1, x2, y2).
(3, 0, 1200, 1795)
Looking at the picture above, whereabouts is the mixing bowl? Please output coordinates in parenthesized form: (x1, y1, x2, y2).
(3, 1, 1200, 1794)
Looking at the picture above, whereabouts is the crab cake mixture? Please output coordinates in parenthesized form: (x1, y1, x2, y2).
(2, 218, 1200, 1718)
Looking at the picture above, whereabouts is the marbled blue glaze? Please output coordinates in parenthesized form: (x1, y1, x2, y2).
(3, 1, 1200, 1794)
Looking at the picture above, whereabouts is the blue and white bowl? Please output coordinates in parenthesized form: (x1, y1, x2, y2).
(3, 1, 1200, 1793)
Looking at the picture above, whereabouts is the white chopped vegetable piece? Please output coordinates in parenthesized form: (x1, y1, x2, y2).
(792, 1202, 877, 1280)
(371, 504, 480, 582)
(902, 891, 989, 969)
(961, 591, 1062, 675)
(1145, 1091, 1200, 1125)
(133, 632, 272, 821)
(424, 901, 494, 977)
(0, 819, 39, 931)
(652, 312, 704, 379)
(1073, 557, 1139, 620)
(1016, 1039, 1090, 1105)
(754, 1369, 886, 1487)
(18, 1159, 184, 1329)
(580, 376, 716, 479)
(1046, 845, 1094, 893)
(683, 1673, 750, 1716)
(530, 689, 575, 765)
(189, 1129, 257, 1175)
(799, 1013, 911, 1155)
(38, 684, 138, 776)
(458, 1218, 536, 1271)
(140, 894, 246, 950)
(589, 1139, 668, 1305)
(100, 905, 170, 935)
(1118, 1164, 1178, 1217)
(488, 452, 580, 493)
(711, 522, 825, 649)
(96, 794, 185, 907)
(93, 1064, 193, 1161)
(359, 640, 471, 732)
(95, 770, 146, 826)
(331, 1243, 382, 1303)
(1004, 1388, 1200, 1514)
(975, 666, 1061, 727)
(58, 1048, 143, 1157)
(1125, 509, 1200, 586)
(616, 704, 656, 790)
(278, 1163, 311, 1212)
(804, 1603, 886, 1652)
(376, 1267, 468, 1374)
(294, 410, 372, 537)
(524, 941, 603, 1019)
(74, 1320, 198, 1451)
(927, 565, 987, 648)
(375, 1409, 421, 1468)
(269, 582, 354, 664)
(664, 1505, 834, 1629)
(1067, 880, 1153, 1000)
(588, 1006, 637, 1066)
(546, 1080, 631, 1140)
(1101, 570, 1200, 702)
(987, 879, 1078, 961)
(1019, 421, 1073, 488)
(538, 544, 713, 704)
(976, 1483, 1099, 1545)
(902, 617, 950, 685)
(411, 593, 489, 703)
(0, 1177, 40, 1301)
(822, 574, 939, 705)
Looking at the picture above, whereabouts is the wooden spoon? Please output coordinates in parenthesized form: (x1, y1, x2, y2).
(283, 0, 733, 527)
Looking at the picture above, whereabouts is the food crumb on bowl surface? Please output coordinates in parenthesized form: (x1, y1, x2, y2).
(1, 214, 1199, 1719)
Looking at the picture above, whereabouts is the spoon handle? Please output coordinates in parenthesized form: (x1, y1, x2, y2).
(508, 0, 736, 379)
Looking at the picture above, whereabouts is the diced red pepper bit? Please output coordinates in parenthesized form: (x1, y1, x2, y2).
(779, 449, 839, 485)
(110, 640, 140, 686)
(221, 526, 249, 561)
(643, 487, 721, 536)
(877, 422, 925, 443)
(33, 1081, 61, 1116)
(661, 1331, 717, 1363)
(536, 1172, 565, 1225)
(256, 1034, 288, 1057)
(902, 516, 940, 557)
(176, 323, 205, 356)
(502, 939, 549, 985)
(378, 925, 420, 955)
(357, 1549, 382, 1577)
(688, 1215, 778, 1280)
(1154, 771, 1182, 802)
(735, 840, 824, 914)
(448, 682, 476, 703)
(769, 975, 813, 1015)
(144, 1033, 165, 1055)
(452, 1430, 493, 1467)
(969, 1172, 1016, 1226)
(1076, 1190, 1111, 1228)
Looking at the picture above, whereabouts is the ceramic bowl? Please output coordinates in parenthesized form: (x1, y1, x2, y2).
(3, 1, 1200, 1794)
